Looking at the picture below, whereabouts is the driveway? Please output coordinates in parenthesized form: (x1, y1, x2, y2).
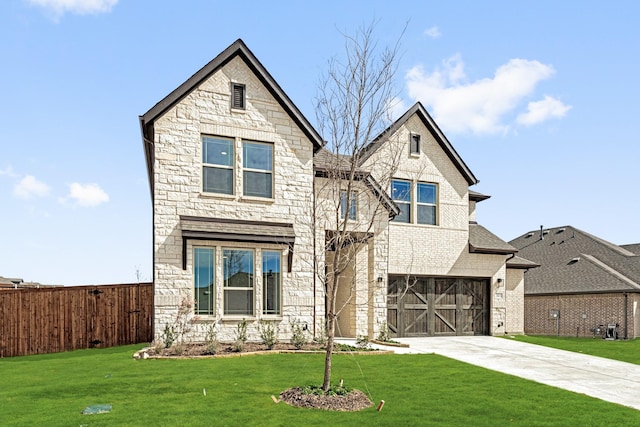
(378, 336, 640, 411)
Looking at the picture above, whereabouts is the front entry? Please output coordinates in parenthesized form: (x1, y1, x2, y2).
(387, 276, 489, 337)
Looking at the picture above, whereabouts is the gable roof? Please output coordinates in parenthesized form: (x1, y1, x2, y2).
(313, 149, 400, 219)
(357, 102, 478, 186)
(510, 225, 640, 295)
(468, 224, 517, 255)
(139, 39, 324, 193)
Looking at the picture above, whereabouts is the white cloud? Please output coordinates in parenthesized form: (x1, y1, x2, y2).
(14, 175, 51, 199)
(0, 166, 18, 178)
(406, 55, 560, 135)
(66, 182, 109, 207)
(424, 26, 442, 39)
(25, 0, 118, 18)
(517, 95, 572, 126)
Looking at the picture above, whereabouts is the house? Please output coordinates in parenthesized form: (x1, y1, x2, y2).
(510, 226, 640, 339)
(139, 39, 530, 342)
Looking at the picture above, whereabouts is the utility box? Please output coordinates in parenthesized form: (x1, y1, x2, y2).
(549, 309, 560, 319)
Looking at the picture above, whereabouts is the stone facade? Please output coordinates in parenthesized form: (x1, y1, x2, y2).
(141, 40, 525, 342)
(150, 55, 316, 341)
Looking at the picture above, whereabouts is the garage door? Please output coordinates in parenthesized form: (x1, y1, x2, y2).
(387, 276, 489, 337)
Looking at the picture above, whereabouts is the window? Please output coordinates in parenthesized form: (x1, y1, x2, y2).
(223, 249, 254, 316)
(410, 133, 421, 155)
(202, 136, 234, 195)
(194, 248, 215, 315)
(262, 251, 281, 315)
(417, 183, 437, 225)
(340, 191, 357, 220)
(231, 83, 245, 109)
(391, 179, 411, 223)
(243, 141, 273, 198)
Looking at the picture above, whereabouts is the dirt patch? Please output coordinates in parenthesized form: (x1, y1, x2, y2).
(279, 387, 373, 411)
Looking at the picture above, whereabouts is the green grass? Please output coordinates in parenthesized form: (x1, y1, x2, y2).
(507, 335, 640, 365)
(2, 344, 640, 426)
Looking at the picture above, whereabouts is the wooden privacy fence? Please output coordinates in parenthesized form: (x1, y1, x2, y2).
(0, 282, 153, 357)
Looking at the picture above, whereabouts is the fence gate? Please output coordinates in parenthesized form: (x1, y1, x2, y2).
(387, 276, 489, 337)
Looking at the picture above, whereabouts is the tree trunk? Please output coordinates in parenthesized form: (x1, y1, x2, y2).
(322, 315, 335, 392)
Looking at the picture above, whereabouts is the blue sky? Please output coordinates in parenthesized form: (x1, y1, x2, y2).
(1, 0, 639, 285)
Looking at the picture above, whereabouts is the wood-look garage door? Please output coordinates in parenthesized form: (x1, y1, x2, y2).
(387, 276, 489, 337)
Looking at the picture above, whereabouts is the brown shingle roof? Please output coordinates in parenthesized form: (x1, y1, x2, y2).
(510, 226, 640, 295)
(468, 224, 517, 255)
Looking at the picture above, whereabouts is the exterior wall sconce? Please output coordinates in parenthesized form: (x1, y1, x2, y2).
(496, 278, 503, 284)
(377, 276, 384, 283)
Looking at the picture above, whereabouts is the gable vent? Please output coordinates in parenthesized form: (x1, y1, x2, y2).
(232, 83, 246, 109)
(410, 133, 421, 155)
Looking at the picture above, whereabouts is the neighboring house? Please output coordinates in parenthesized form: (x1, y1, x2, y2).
(510, 226, 640, 339)
(140, 39, 530, 342)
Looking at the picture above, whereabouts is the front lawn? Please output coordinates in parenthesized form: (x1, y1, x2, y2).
(1, 344, 640, 426)
(507, 335, 640, 364)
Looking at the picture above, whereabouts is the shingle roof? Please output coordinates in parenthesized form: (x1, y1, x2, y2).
(510, 226, 640, 295)
(469, 190, 491, 202)
(621, 243, 640, 255)
(506, 255, 540, 269)
(468, 224, 517, 255)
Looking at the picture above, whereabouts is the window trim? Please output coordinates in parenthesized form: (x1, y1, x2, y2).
(202, 135, 235, 195)
(193, 247, 215, 316)
(231, 83, 246, 110)
(242, 140, 274, 199)
(391, 179, 411, 223)
(262, 250, 282, 316)
(339, 190, 357, 221)
(222, 248, 255, 317)
(416, 182, 438, 225)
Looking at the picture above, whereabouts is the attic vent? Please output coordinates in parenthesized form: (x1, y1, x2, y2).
(568, 257, 580, 265)
(525, 232, 534, 238)
(231, 83, 246, 109)
(556, 228, 566, 234)
(410, 133, 421, 155)
(542, 230, 550, 236)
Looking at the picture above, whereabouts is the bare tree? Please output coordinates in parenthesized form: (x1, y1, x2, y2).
(314, 21, 404, 393)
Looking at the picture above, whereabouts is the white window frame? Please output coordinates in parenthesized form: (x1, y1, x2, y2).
(416, 182, 438, 225)
(222, 248, 255, 317)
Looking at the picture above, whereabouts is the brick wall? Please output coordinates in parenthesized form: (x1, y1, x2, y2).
(525, 293, 639, 339)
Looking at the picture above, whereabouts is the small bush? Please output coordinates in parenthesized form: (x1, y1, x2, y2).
(233, 319, 248, 352)
(291, 319, 308, 349)
(259, 320, 279, 350)
(356, 335, 370, 350)
(161, 324, 176, 349)
(204, 322, 219, 355)
(376, 321, 390, 342)
(312, 324, 326, 346)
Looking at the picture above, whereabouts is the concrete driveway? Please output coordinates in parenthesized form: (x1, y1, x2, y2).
(377, 336, 640, 411)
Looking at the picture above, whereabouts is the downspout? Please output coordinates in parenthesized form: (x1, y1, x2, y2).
(312, 172, 317, 338)
(624, 292, 628, 340)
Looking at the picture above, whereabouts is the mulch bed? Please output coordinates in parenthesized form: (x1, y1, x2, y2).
(279, 387, 373, 411)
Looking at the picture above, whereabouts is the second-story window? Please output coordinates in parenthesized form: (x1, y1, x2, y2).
(202, 136, 234, 195)
(243, 141, 273, 198)
(417, 183, 437, 225)
(391, 179, 411, 223)
(340, 191, 357, 220)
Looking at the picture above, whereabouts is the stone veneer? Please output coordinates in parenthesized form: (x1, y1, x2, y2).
(152, 56, 316, 341)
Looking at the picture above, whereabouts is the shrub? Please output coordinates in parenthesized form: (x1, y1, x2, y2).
(204, 321, 219, 355)
(356, 335, 370, 350)
(291, 319, 308, 350)
(233, 319, 248, 352)
(376, 321, 390, 342)
(259, 320, 279, 350)
(161, 324, 176, 349)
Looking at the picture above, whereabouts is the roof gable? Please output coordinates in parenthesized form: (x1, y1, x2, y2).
(139, 39, 324, 193)
(358, 102, 478, 185)
(140, 39, 323, 149)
